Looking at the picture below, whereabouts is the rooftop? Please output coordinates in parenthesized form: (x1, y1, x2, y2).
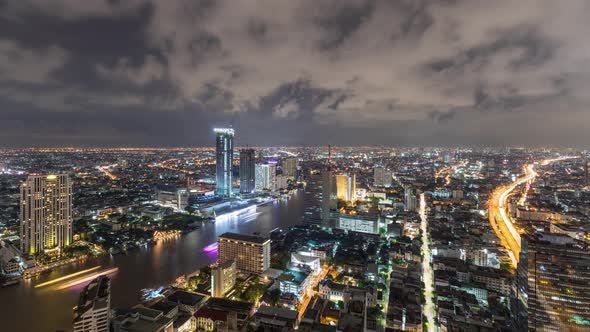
(218, 232, 269, 245)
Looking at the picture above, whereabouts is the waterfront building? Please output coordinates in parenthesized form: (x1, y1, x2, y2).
(373, 166, 392, 187)
(217, 233, 270, 274)
(239, 149, 256, 195)
(20, 174, 73, 256)
(336, 173, 356, 203)
(255, 163, 276, 192)
(283, 157, 298, 179)
(211, 260, 237, 298)
(214, 128, 234, 197)
(73, 276, 111, 332)
(514, 233, 590, 331)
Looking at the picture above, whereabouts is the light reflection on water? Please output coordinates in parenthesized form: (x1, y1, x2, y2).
(0, 190, 304, 332)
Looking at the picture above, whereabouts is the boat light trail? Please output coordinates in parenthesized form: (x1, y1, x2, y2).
(34, 266, 102, 288)
(56, 268, 119, 290)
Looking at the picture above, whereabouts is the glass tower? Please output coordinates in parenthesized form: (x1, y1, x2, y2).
(214, 128, 234, 197)
(239, 149, 256, 194)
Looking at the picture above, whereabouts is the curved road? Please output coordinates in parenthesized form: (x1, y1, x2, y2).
(488, 157, 577, 267)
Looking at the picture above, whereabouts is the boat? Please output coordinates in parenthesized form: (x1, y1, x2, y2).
(1, 279, 20, 287)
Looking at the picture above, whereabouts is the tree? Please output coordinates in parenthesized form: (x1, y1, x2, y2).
(269, 288, 281, 306)
(185, 206, 195, 215)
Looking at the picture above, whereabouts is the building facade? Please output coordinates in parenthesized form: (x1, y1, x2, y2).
(218, 233, 270, 274)
(211, 260, 237, 298)
(20, 174, 73, 256)
(239, 149, 256, 195)
(255, 164, 276, 192)
(73, 276, 111, 332)
(515, 233, 590, 331)
(336, 173, 356, 203)
(282, 157, 298, 179)
(214, 128, 234, 197)
(373, 166, 392, 187)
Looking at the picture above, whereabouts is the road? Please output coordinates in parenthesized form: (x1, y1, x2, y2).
(297, 265, 330, 322)
(420, 193, 436, 332)
(488, 156, 577, 267)
(97, 165, 118, 180)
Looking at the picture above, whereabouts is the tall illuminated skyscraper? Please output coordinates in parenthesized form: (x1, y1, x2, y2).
(239, 149, 256, 195)
(20, 174, 73, 256)
(336, 173, 356, 203)
(214, 128, 234, 197)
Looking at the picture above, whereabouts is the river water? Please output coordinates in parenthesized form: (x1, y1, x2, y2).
(0, 192, 305, 332)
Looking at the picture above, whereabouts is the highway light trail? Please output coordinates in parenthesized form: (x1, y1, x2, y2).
(56, 268, 119, 290)
(34, 266, 102, 288)
(420, 193, 436, 332)
(489, 156, 577, 267)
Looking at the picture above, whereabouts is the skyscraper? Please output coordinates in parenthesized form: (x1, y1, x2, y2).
(20, 174, 73, 256)
(514, 233, 590, 331)
(73, 276, 111, 332)
(214, 128, 234, 197)
(239, 149, 256, 195)
(374, 166, 392, 187)
(283, 157, 298, 179)
(336, 173, 356, 203)
(255, 163, 276, 191)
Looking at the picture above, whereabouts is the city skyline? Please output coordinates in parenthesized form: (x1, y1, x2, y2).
(2, 1, 590, 147)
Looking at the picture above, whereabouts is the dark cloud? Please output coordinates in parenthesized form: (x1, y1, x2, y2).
(0, 0, 590, 147)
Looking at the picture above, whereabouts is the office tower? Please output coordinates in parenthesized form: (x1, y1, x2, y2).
(321, 169, 335, 225)
(73, 276, 111, 332)
(404, 185, 417, 212)
(255, 163, 276, 191)
(20, 174, 73, 256)
(218, 233, 270, 274)
(514, 233, 590, 331)
(211, 260, 237, 298)
(283, 157, 298, 179)
(239, 149, 256, 194)
(214, 127, 234, 197)
(374, 166, 392, 187)
(336, 173, 356, 203)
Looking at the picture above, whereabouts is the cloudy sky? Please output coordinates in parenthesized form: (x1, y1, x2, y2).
(1, 0, 590, 147)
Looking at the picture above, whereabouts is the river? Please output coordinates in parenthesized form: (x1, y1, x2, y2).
(0, 191, 305, 332)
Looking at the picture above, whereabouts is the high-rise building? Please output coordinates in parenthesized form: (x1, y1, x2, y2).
(514, 233, 590, 331)
(211, 260, 237, 298)
(321, 169, 335, 226)
(373, 166, 392, 187)
(214, 128, 234, 197)
(283, 157, 298, 179)
(336, 173, 356, 203)
(255, 163, 276, 191)
(73, 276, 111, 332)
(239, 149, 256, 195)
(404, 185, 417, 212)
(20, 174, 73, 256)
(218, 233, 270, 274)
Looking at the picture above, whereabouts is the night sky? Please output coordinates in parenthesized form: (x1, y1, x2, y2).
(1, 0, 590, 147)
